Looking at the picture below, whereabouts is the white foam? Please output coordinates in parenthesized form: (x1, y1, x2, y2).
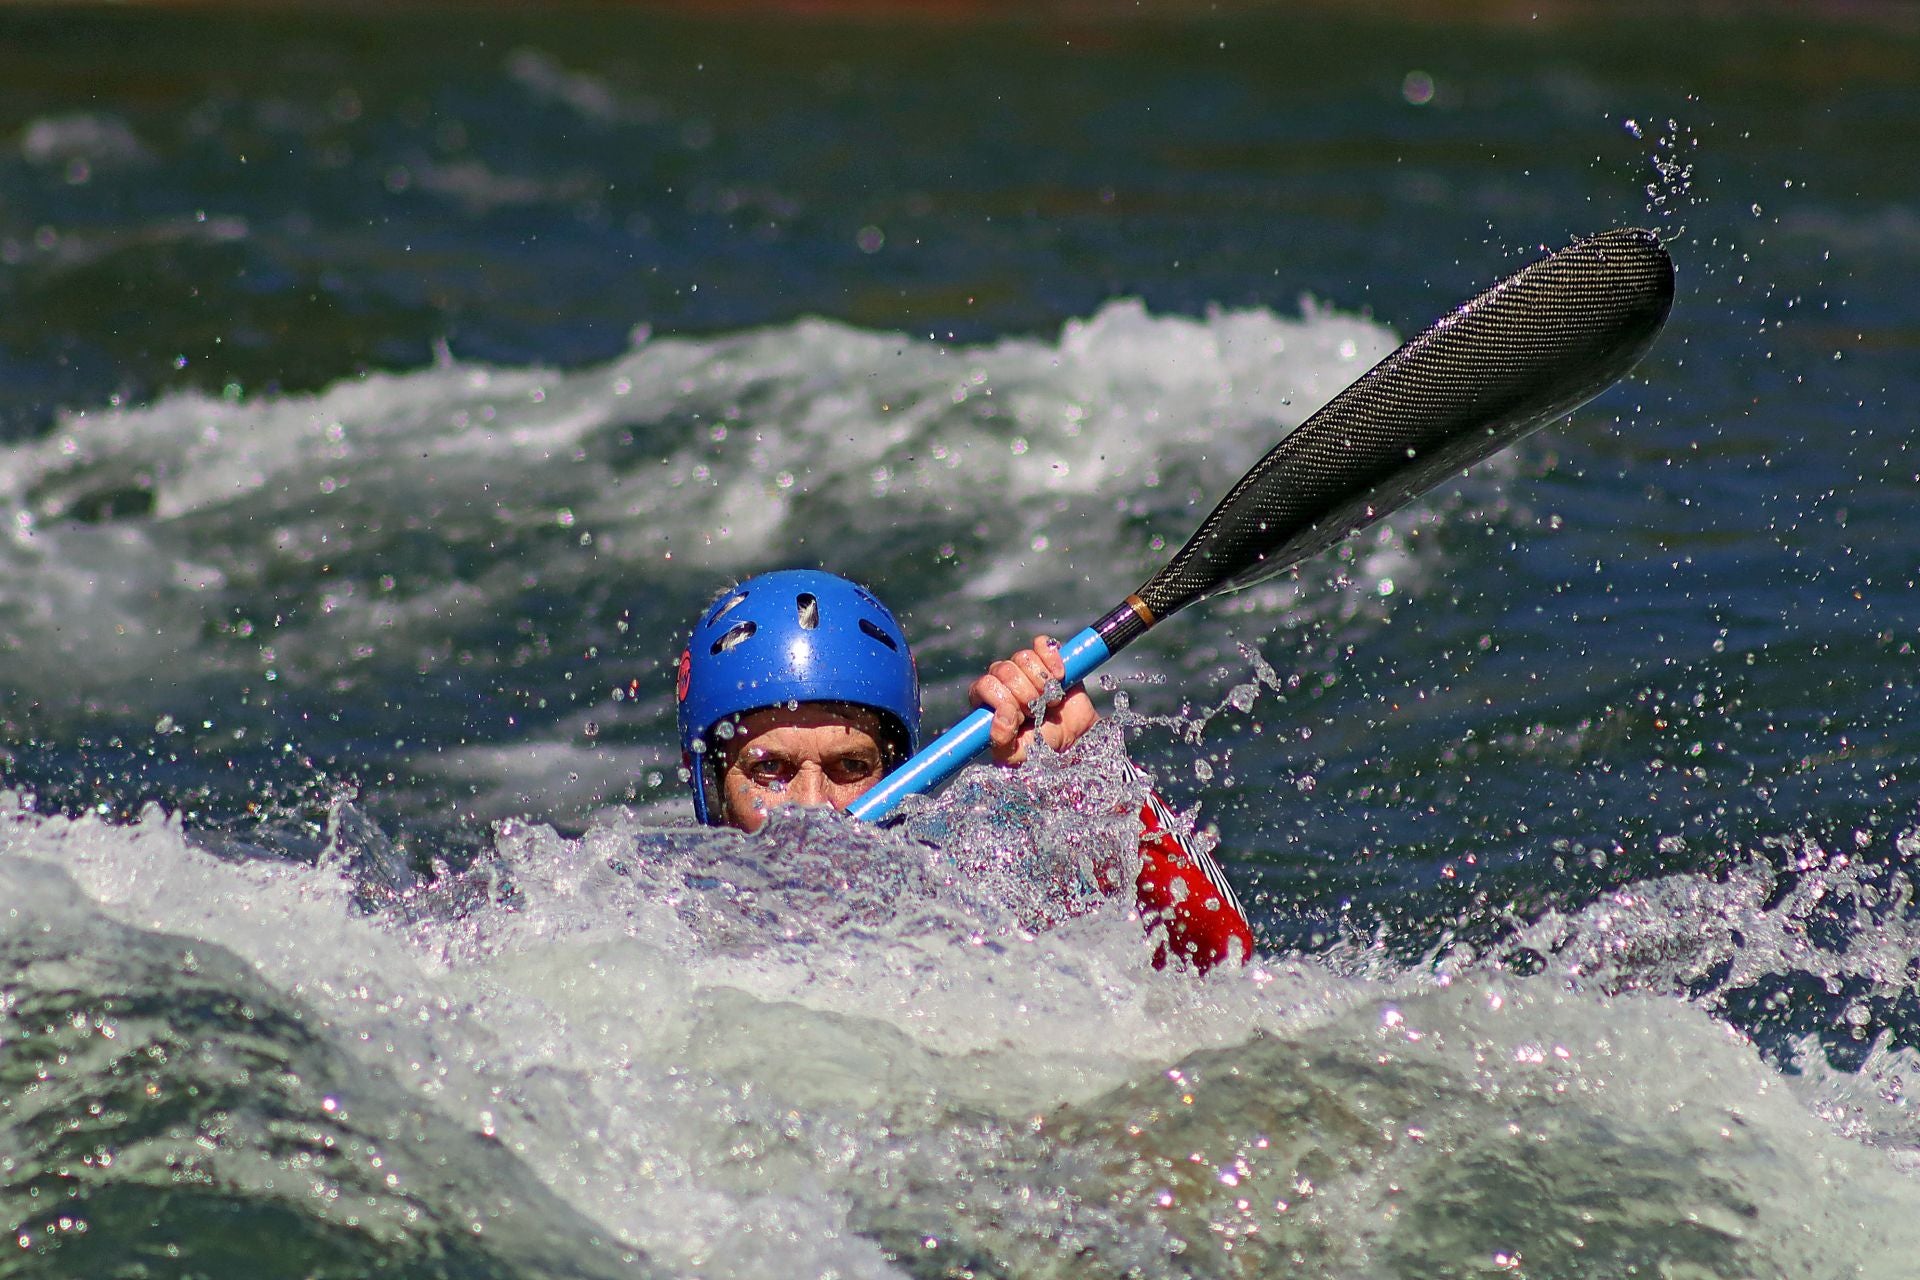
(0, 299, 1408, 784)
(8, 790, 1920, 1275)
(506, 48, 660, 127)
(18, 113, 152, 167)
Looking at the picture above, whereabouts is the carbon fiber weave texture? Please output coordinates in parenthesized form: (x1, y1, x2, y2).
(1133, 227, 1675, 621)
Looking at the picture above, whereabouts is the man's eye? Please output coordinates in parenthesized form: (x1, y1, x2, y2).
(827, 756, 881, 784)
(745, 760, 791, 784)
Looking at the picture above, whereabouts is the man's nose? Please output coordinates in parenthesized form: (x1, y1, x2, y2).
(786, 763, 831, 807)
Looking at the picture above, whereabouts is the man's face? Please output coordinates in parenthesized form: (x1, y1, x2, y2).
(717, 703, 888, 832)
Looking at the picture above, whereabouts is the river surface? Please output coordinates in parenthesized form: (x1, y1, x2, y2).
(4, 4, 1920, 1276)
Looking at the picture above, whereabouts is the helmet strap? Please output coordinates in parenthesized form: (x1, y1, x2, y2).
(695, 739, 729, 827)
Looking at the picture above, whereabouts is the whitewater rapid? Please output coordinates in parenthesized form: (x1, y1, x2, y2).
(9, 741, 1920, 1278)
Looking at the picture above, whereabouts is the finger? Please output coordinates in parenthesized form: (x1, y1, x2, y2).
(1032, 635, 1067, 682)
(970, 674, 1027, 756)
(990, 657, 1042, 706)
(1010, 649, 1054, 696)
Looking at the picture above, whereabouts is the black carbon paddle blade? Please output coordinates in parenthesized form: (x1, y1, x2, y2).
(1135, 227, 1675, 621)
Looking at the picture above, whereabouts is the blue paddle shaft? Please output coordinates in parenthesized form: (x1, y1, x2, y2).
(844, 625, 1112, 822)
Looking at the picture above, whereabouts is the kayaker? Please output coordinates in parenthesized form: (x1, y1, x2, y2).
(676, 568, 1252, 973)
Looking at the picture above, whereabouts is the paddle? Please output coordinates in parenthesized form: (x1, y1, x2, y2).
(847, 227, 1675, 823)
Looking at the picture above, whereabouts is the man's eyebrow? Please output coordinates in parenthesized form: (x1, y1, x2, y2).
(739, 739, 882, 765)
(742, 744, 797, 761)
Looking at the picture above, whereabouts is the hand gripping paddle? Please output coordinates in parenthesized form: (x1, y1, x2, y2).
(848, 227, 1675, 823)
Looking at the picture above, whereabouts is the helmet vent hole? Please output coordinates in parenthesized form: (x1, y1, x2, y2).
(711, 620, 756, 654)
(795, 593, 819, 629)
(859, 618, 899, 651)
(705, 591, 749, 628)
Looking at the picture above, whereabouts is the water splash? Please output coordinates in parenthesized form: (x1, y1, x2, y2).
(1639, 114, 1702, 234)
(9, 780, 1920, 1277)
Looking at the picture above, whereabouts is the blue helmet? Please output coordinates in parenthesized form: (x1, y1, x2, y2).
(676, 569, 920, 825)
